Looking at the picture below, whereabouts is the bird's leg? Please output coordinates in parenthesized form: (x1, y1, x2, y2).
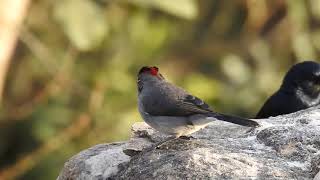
(245, 127, 258, 134)
(141, 136, 179, 152)
(155, 135, 179, 149)
(179, 135, 195, 140)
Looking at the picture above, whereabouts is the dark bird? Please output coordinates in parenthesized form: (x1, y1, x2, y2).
(137, 66, 259, 146)
(256, 61, 320, 119)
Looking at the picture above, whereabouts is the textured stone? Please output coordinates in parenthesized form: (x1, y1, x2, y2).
(58, 106, 320, 180)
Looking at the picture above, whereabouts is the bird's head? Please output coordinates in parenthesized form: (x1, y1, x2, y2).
(139, 66, 159, 76)
(281, 61, 320, 97)
(138, 66, 164, 80)
(137, 66, 165, 92)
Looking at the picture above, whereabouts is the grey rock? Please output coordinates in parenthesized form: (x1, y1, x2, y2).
(315, 171, 320, 180)
(58, 106, 320, 180)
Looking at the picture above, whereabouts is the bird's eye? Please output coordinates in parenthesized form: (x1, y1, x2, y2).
(311, 74, 320, 84)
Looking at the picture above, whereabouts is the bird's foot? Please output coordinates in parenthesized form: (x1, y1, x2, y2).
(139, 136, 177, 152)
(179, 135, 195, 140)
(155, 136, 177, 149)
(142, 135, 196, 151)
(245, 127, 258, 134)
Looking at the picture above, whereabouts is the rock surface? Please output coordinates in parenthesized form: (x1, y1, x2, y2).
(57, 107, 320, 180)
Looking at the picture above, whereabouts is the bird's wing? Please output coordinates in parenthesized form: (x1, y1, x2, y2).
(141, 81, 213, 116)
(176, 94, 213, 114)
(142, 93, 213, 116)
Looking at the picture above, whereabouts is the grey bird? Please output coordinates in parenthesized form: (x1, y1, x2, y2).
(256, 61, 320, 119)
(137, 66, 259, 146)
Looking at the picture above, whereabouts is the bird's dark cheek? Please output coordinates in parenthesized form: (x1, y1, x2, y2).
(137, 80, 143, 92)
(303, 81, 320, 96)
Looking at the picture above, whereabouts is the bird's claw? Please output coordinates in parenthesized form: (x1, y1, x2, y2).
(179, 135, 195, 140)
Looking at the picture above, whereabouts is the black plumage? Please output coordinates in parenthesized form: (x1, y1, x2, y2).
(256, 61, 320, 119)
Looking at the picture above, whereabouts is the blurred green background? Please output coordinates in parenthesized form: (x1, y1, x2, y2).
(1, 0, 320, 179)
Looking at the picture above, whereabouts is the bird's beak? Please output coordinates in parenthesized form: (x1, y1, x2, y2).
(158, 73, 165, 80)
(314, 84, 320, 91)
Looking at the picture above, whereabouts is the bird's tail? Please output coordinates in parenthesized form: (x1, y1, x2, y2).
(208, 112, 260, 127)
